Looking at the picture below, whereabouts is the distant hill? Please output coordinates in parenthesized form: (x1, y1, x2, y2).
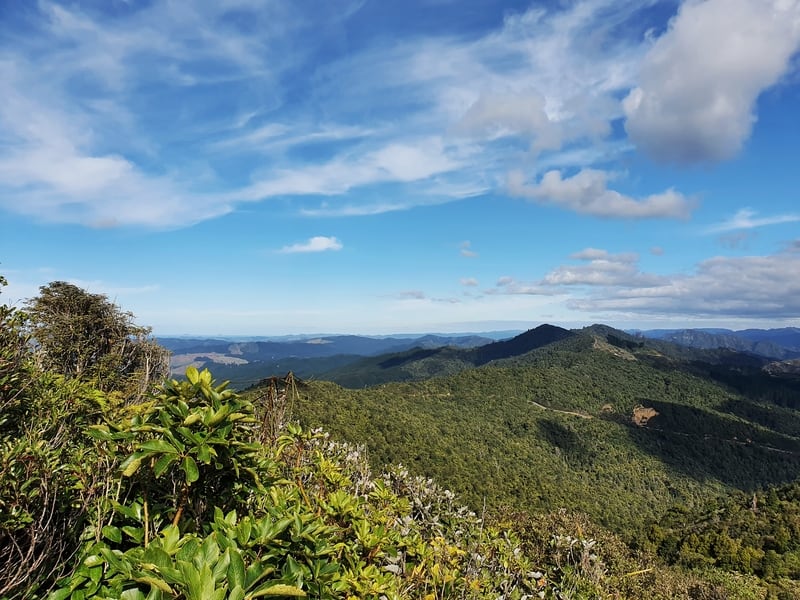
(160, 333, 496, 388)
(320, 324, 575, 387)
(638, 327, 800, 360)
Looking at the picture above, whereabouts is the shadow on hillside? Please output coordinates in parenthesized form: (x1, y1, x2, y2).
(536, 419, 596, 468)
(642, 354, 800, 410)
(612, 399, 800, 489)
(378, 348, 440, 369)
(719, 398, 800, 439)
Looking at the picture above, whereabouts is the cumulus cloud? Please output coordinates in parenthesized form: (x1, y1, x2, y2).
(624, 0, 800, 163)
(544, 248, 663, 286)
(460, 277, 479, 286)
(507, 169, 694, 219)
(278, 236, 343, 254)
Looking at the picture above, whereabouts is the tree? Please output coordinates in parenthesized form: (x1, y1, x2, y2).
(25, 281, 169, 402)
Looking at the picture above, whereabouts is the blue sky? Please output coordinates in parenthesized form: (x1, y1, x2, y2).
(1, 0, 799, 335)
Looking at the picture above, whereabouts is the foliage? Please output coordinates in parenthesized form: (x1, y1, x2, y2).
(25, 281, 169, 403)
(640, 483, 800, 596)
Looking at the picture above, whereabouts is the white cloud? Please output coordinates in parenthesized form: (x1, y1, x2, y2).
(707, 208, 800, 233)
(489, 276, 562, 296)
(236, 137, 458, 200)
(460, 277, 479, 286)
(624, 0, 800, 163)
(395, 290, 427, 300)
(278, 236, 343, 254)
(569, 250, 800, 319)
(507, 168, 694, 219)
(544, 248, 662, 286)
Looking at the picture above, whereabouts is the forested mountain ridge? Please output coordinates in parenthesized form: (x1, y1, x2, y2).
(317, 324, 575, 387)
(274, 323, 800, 535)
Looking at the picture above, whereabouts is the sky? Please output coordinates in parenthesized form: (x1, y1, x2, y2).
(1, 0, 799, 336)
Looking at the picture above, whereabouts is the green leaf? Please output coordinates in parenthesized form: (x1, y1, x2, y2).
(120, 454, 144, 477)
(185, 366, 200, 385)
(197, 443, 212, 464)
(48, 587, 73, 600)
(183, 413, 203, 426)
(121, 588, 146, 600)
(154, 454, 177, 478)
(249, 584, 307, 598)
(183, 455, 199, 484)
(140, 439, 179, 454)
(102, 525, 123, 543)
(228, 549, 246, 589)
(229, 586, 246, 600)
(83, 554, 105, 568)
(86, 425, 114, 440)
(133, 577, 174, 594)
(213, 548, 231, 584)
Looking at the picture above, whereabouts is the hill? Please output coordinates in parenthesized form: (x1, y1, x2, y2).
(162, 333, 495, 388)
(260, 324, 800, 538)
(320, 324, 575, 387)
(639, 327, 800, 360)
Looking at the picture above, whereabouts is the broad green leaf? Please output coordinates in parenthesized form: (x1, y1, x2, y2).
(83, 554, 105, 568)
(121, 588, 146, 600)
(154, 453, 177, 478)
(197, 443, 212, 463)
(49, 587, 72, 600)
(86, 425, 114, 440)
(178, 560, 202, 600)
(120, 455, 144, 477)
(213, 548, 231, 584)
(183, 413, 203, 426)
(102, 525, 123, 543)
(228, 549, 246, 589)
(229, 586, 246, 600)
(185, 366, 200, 385)
(133, 577, 174, 594)
(183, 455, 199, 484)
(249, 584, 307, 598)
(140, 439, 179, 454)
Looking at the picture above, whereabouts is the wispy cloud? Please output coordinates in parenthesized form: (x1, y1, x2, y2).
(0, 0, 701, 229)
(706, 208, 800, 233)
(278, 236, 343, 254)
(459, 241, 478, 258)
(0, 0, 793, 231)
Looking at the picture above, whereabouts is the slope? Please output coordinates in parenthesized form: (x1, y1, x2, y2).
(321, 323, 574, 387)
(265, 325, 800, 537)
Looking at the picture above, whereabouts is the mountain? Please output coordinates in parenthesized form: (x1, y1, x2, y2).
(260, 324, 800, 538)
(319, 324, 575, 387)
(638, 327, 800, 360)
(160, 333, 496, 388)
